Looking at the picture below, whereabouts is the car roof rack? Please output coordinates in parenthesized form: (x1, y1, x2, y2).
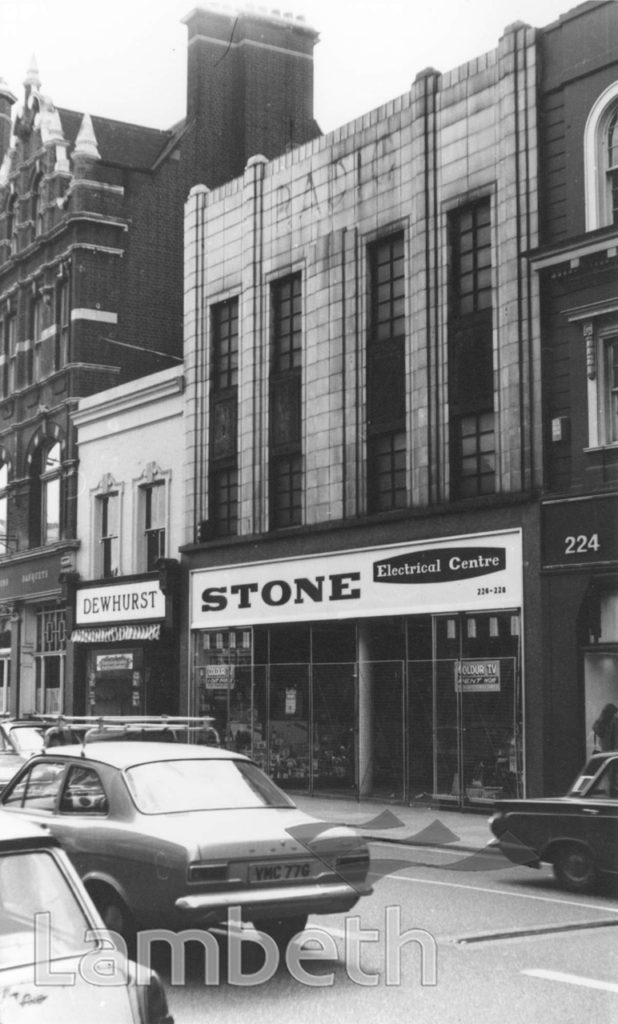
(30, 714, 217, 749)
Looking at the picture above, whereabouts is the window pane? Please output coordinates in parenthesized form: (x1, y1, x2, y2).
(43, 476, 60, 544)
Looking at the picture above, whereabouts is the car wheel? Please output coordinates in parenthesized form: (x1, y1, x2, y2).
(92, 888, 136, 951)
(553, 843, 598, 893)
(252, 914, 309, 952)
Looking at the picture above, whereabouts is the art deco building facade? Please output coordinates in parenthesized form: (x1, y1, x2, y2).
(181, 18, 543, 804)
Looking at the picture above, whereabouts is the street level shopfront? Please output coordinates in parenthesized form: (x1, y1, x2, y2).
(0, 548, 76, 715)
(189, 529, 524, 807)
(70, 576, 177, 715)
(541, 494, 618, 793)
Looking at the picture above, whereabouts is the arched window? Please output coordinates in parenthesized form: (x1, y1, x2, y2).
(607, 109, 618, 226)
(30, 440, 61, 547)
(584, 82, 618, 230)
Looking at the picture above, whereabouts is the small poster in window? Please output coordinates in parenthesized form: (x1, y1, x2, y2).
(285, 687, 297, 715)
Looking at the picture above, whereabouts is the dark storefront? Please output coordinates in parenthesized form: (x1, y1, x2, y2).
(188, 529, 524, 807)
(541, 494, 618, 791)
(70, 576, 178, 716)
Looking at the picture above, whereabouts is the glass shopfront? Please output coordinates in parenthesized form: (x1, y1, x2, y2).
(189, 529, 525, 806)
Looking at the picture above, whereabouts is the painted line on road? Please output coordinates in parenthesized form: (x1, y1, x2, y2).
(522, 969, 618, 994)
(383, 873, 618, 915)
(455, 918, 618, 945)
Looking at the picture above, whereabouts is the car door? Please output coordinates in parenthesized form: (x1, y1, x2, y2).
(579, 756, 618, 875)
(1, 758, 67, 820)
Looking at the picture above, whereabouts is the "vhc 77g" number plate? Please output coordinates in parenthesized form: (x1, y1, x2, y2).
(248, 860, 313, 883)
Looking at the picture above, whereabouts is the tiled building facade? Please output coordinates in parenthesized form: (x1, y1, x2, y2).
(0, 6, 319, 717)
(181, 22, 544, 804)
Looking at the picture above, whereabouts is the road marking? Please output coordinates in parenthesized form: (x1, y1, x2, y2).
(523, 969, 618, 994)
(384, 873, 618, 915)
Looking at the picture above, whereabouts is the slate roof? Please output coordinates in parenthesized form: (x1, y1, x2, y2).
(58, 108, 184, 170)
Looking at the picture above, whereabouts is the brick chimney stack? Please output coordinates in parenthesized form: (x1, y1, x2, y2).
(183, 5, 320, 188)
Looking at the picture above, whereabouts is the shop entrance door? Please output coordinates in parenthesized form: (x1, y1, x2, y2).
(584, 652, 618, 755)
(91, 675, 134, 716)
(433, 613, 522, 806)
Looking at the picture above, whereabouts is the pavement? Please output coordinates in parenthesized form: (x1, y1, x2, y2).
(293, 792, 494, 853)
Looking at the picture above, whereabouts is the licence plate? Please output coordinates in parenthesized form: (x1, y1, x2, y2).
(248, 860, 314, 883)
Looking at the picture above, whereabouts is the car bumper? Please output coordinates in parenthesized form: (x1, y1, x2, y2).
(175, 881, 373, 924)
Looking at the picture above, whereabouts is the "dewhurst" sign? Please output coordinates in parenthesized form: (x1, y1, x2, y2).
(75, 580, 165, 626)
(190, 530, 522, 628)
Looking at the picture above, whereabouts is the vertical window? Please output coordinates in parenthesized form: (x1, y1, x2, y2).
(97, 492, 119, 578)
(367, 233, 406, 513)
(448, 199, 495, 499)
(270, 274, 302, 528)
(144, 482, 166, 571)
(5, 313, 16, 395)
(35, 606, 65, 714)
(208, 298, 238, 538)
(41, 441, 61, 545)
(28, 291, 43, 385)
(607, 109, 618, 227)
(0, 316, 6, 397)
(31, 174, 43, 238)
(30, 440, 62, 548)
(605, 336, 618, 444)
(0, 462, 8, 553)
(6, 193, 17, 255)
(585, 86, 618, 230)
(55, 276, 70, 370)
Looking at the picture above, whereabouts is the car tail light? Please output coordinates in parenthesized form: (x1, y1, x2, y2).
(334, 850, 370, 883)
(187, 861, 228, 884)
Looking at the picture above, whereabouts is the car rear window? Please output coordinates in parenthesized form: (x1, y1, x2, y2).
(124, 758, 295, 813)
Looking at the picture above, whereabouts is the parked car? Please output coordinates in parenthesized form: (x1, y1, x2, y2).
(490, 751, 618, 893)
(0, 811, 172, 1024)
(0, 740, 372, 949)
(0, 716, 85, 793)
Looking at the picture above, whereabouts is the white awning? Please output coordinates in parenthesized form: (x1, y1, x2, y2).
(71, 623, 162, 643)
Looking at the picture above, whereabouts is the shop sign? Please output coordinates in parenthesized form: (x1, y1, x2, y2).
(0, 550, 65, 601)
(455, 660, 501, 693)
(75, 579, 165, 625)
(96, 653, 134, 672)
(201, 665, 236, 690)
(190, 530, 522, 628)
(542, 494, 618, 568)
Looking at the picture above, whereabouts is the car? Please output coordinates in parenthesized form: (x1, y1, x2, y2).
(0, 737, 372, 950)
(0, 715, 91, 793)
(0, 717, 70, 793)
(0, 715, 221, 795)
(0, 811, 173, 1024)
(489, 751, 618, 893)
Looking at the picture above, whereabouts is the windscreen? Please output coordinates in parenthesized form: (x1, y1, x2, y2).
(0, 850, 92, 970)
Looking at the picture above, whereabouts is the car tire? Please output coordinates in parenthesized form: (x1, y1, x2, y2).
(252, 914, 309, 952)
(553, 843, 598, 893)
(92, 888, 136, 953)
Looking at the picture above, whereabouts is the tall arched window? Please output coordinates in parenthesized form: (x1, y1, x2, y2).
(41, 441, 61, 544)
(30, 440, 61, 547)
(584, 82, 618, 230)
(607, 109, 618, 227)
